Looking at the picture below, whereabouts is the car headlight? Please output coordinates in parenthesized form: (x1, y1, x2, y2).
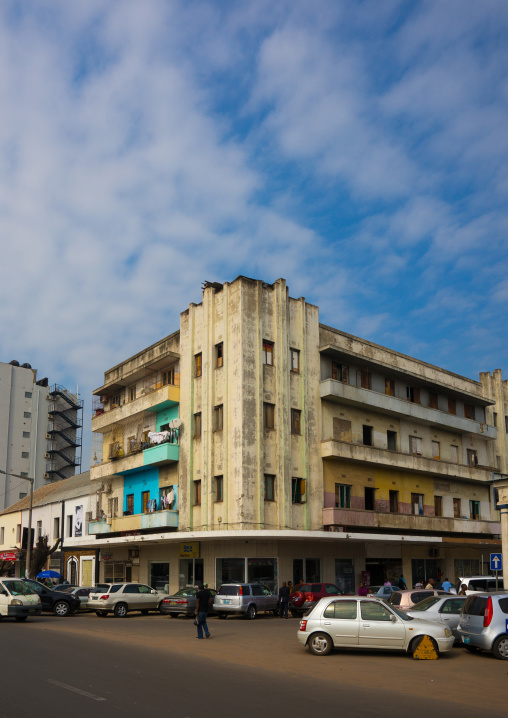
(11, 599, 23, 606)
(444, 628, 452, 637)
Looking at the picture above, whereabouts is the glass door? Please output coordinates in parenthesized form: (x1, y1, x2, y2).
(179, 558, 203, 589)
(150, 562, 169, 593)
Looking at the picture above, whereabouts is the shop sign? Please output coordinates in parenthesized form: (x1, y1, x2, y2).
(179, 542, 200, 558)
(0, 552, 19, 561)
(101, 552, 113, 561)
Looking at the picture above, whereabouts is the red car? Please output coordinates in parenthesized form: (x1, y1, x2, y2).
(289, 582, 342, 617)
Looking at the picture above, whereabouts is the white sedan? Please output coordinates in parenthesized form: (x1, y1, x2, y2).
(297, 596, 454, 657)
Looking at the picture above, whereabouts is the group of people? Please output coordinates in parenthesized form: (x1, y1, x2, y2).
(357, 574, 456, 595)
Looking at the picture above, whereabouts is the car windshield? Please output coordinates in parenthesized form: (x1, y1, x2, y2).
(410, 596, 442, 611)
(3, 580, 35, 596)
(389, 606, 413, 621)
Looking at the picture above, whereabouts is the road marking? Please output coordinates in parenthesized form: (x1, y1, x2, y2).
(47, 679, 106, 701)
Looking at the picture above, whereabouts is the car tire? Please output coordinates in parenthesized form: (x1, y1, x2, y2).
(114, 603, 128, 618)
(95, 611, 108, 617)
(492, 635, 508, 660)
(245, 605, 257, 620)
(410, 636, 439, 658)
(15, 616, 28, 622)
(464, 645, 481, 654)
(217, 613, 227, 620)
(308, 632, 333, 656)
(53, 601, 70, 617)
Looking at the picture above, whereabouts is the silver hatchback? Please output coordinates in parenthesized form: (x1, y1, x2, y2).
(456, 592, 508, 659)
(213, 583, 279, 619)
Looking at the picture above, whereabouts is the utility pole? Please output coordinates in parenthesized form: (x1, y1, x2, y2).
(0, 469, 35, 577)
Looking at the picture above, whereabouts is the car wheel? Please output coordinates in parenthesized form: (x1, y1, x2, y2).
(114, 603, 128, 618)
(217, 613, 227, 620)
(492, 636, 508, 660)
(245, 605, 257, 620)
(53, 601, 70, 617)
(95, 611, 108, 617)
(140, 610, 149, 615)
(465, 645, 481, 654)
(308, 632, 333, 656)
(410, 636, 439, 658)
(15, 616, 28, 622)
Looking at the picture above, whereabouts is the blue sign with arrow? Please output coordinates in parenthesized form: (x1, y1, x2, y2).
(490, 553, 503, 571)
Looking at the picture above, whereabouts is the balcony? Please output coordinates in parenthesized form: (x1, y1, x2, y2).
(323, 507, 501, 536)
(88, 519, 111, 535)
(92, 385, 180, 432)
(321, 439, 494, 482)
(320, 379, 497, 439)
(90, 434, 179, 481)
(143, 442, 179, 466)
(108, 510, 179, 533)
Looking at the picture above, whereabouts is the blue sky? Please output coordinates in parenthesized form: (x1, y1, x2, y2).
(1, 0, 507, 469)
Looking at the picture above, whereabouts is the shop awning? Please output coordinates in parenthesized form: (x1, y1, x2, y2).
(0, 552, 19, 561)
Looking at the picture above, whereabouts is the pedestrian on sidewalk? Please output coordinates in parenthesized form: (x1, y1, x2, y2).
(195, 583, 213, 639)
(358, 582, 369, 596)
(278, 581, 290, 619)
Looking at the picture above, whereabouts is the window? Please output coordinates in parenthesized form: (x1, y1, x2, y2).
(129, 385, 136, 401)
(108, 497, 119, 517)
(389, 490, 399, 513)
(291, 478, 306, 504)
(112, 391, 122, 406)
(0, 527, 4, 545)
(21, 451, 29, 459)
(428, 392, 438, 409)
(264, 475, 275, 501)
(263, 340, 274, 366)
(464, 404, 475, 420)
(291, 409, 301, 435)
(67, 515, 73, 538)
(448, 398, 456, 415)
(25, 391, 32, 399)
(335, 483, 351, 509)
(194, 412, 202, 439)
(411, 493, 424, 516)
(22, 431, 30, 438)
(453, 498, 461, 518)
(406, 386, 420, 404)
(19, 492, 27, 499)
(493, 412, 498, 426)
(126, 494, 134, 514)
(214, 404, 223, 431)
(36, 520, 42, 540)
(360, 602, 392, 621)
(264, 403, 275, 430)
(162, 367, 175, 386)
(215, 476, 223, 502)
(432, 441, 440, 459)
(193, 480, 202, 506)
(409, 436, 422, 456)
(387, 430, 397, 451)
(467, 449, 478, 467)
(323, 601, 358, 620)
(16, 525, 21, 543)
(385, 378, 395, 396)
(195, 353, 202, 377)
(470, 500, 480, 520)
(363, 425, 373, 446)
(23, 411, 31, 419)
(358, 369, 371, 389)
(505, 416, 508, 433)
(434, 496, 443, 517)
(53, 517, 60, 539)
(450, 445, 458, 463)
(364, 487, 375, 511)
(332, 362, 348, 383)
(216, 343, 223, 368)
(85, 512, 92, 534)
(290, 348, 300, 373)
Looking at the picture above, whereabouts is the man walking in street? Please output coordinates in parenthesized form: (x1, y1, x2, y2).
(195, 584, 212, 639)
(278, 581, 290, 619)
(441, 577, 452, 592)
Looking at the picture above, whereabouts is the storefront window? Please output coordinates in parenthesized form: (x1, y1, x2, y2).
(293, 558, 321, 586)
(150, 562, 169, 593)
(335, 559, 355, 594)
(216, 558, 245, 587)
(104, 562, 126, 583)
(247, 558, 277, 592)
(454, 558, 480, 578)
(179, 558, 203, 589)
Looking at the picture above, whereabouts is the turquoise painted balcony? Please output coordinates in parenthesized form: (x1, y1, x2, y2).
(89, 519, 111, 535)
(143, 442, 179, 466)
(140, 510, 179, 530)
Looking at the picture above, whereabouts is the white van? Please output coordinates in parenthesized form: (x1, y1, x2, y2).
(456, 576, 504, 596)
(0, 578, 42, 621)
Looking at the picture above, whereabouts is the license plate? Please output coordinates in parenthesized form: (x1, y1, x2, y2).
(170, 601, 177, 605)
(223, 600, 230, 604)
(463, 636, 470, 644)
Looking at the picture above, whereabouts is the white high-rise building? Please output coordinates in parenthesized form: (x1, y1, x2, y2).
(0, 360, 83, 511)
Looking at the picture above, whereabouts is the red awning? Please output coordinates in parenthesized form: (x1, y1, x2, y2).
(0, 552, 19, 561)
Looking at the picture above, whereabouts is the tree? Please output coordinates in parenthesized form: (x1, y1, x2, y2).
(0, 559, 14, 577)
(28, 535, 61, 579)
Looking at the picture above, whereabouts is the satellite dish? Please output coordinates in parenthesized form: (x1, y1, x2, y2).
(169, 418, 182, 429)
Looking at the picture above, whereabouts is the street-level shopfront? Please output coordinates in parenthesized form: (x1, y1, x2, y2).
(87, 530, 500, 593)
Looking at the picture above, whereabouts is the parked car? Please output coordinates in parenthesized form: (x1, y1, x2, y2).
(0, 578, 42, 621)
(87, 583, 164, 617)
(22, 578, 81, 616)
(456, 592, 508, 659)
(456, 576, 504, 595)
(367, 585, 401, 600)
(160, 587, 217, 616)
(388, 589, 452, 610)
(297, 596, 454, 657)
(213, 583, 278, 619)
(404, 595, 467, 639)
(52, 584, 79, 592)
(289, 583, 342, 617)
(57, 586, 109, 611)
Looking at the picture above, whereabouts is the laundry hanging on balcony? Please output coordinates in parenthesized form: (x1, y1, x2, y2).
(147, 499, 157, 513)
(161, 487, 175, 510)
(148, 430, 171, 444)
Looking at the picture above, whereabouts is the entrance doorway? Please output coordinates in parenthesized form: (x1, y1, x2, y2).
(150, 562, 169, 592)
(179, 558, 203, 589)
(365, 558, 402, 586)
(293, 558, 321, 586)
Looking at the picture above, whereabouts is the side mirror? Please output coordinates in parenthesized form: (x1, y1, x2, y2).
(151, 589, 157, 595)
(390, 614, 397, 622)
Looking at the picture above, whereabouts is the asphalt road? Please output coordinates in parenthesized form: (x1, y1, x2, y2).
(1, 611, 506, 718)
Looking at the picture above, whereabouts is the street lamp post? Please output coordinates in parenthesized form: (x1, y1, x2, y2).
(0, 469, 35, 577)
